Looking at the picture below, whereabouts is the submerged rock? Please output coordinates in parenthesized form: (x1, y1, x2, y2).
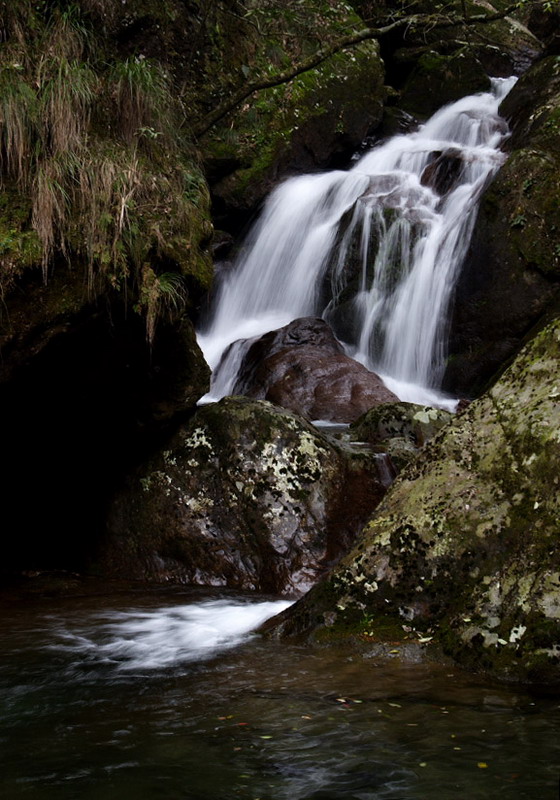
(102, 396, 388, 594)
(233, 318, 398, 423)
(269, 320, 560, 684)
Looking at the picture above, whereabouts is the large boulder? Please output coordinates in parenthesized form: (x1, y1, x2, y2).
(102, 396, 389, 594)
(269, 319, 560, 684)
(444, 56, 560, 396)
(232, 318, 398, 423)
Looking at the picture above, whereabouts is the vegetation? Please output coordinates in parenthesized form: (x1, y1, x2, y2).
(0, 0, 212, 342)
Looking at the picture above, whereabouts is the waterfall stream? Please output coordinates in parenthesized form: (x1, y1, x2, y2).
(198, 78, 516, 409)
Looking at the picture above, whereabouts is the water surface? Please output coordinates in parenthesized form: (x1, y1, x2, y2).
(1, 591, 558, 799)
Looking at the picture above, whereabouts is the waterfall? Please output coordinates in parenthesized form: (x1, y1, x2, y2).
(198, 77, 516, 408)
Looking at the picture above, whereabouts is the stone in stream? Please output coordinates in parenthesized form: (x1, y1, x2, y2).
(350, 402, 453, 473)
(420, 148, 465, 196)
(267, 319, 560, 685)
(232, 317, 398, 423)
(102, 396, 389, 594)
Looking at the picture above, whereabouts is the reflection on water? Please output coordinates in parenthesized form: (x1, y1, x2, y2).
(1, 592, 559, 799)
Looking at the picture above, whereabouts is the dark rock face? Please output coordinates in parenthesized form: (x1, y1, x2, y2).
(233, 318, 398, 423)
(398, 51, 492, 120)
(269, 320, 560, 684)
(380, 2, 541, 121)
(444, 57, 560, 396)
(0, 268, 210, 574)
(420, 149, 464, 196)
(102, 397, 389, 594)
(206, 37, 385, 230)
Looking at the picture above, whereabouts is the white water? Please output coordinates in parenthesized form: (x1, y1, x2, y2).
(198, 78, 516, 408)
(48, 598, 292, 672)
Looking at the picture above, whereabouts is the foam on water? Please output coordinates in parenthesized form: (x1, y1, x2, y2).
(48, 599, 292, 673)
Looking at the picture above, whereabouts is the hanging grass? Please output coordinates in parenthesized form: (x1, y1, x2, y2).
(0, 67, 39, 183)
(38, 57, 98, 155)
(109, 57, 175, 144)
(0, 1, 213, 339)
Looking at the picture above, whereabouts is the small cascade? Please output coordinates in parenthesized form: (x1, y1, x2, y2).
(198, 78, 516, 408)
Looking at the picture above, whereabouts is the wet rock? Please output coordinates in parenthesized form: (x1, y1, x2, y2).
(233, 318, 398, 423)
(445, 56, 560, 396)
(350, 402, 453, 472)
(270, 320, 560, 684)
(102, 396, 388, 594)
(420, 149, 464, 196)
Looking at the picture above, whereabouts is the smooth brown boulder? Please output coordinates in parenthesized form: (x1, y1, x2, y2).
(233, 318, 398, 423)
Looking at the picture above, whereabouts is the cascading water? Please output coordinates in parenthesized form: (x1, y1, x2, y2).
(198, 77, 516, 408)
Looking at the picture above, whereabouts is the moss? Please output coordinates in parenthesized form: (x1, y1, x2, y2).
(203, 3, 385, 208)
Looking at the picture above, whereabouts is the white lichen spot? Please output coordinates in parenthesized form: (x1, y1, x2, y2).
(509, 625, 527, 643)
(522, 453, 537, 466)
(184, 428, 213, 453)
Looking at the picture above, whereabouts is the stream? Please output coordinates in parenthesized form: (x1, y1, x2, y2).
(1, 591, 559, 799)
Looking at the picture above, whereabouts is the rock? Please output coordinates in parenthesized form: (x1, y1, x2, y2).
(350, 402, 453, 472)
(398, 50, 491, 120)
(232, 318, 398, 423)
(269, 320, 560, 684)
(0, 266, 211, 574)
(444, 57, 560, 396)
(205, 22, 385, 227)
(102, 396, 389, 594)
(420, 149, 465, 196)
(383, 2, 541, 121)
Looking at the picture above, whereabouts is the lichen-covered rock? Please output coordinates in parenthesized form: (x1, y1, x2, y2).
(102, 396, 388, 594)
(232, 318, 398, 423)
(271, 320, 560, 684)
(350, 402, 453, 471)
(445, 56, 560, 396)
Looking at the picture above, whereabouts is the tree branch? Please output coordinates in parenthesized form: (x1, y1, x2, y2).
(192, 3, 522, 139)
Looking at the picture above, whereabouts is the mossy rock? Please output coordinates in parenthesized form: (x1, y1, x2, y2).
(350, 401, 453, 472)
(102, 396, 389, 593)
(202, 2, 385, 217)
(398, 50, 491, 119)
(272, 320, 560, 684)
(351, 402, 453, 447)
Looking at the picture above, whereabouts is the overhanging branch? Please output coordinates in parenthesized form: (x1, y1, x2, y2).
(192, 3, 523, 139)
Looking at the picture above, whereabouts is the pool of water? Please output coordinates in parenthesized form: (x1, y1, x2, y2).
(1, 591, 558, 799)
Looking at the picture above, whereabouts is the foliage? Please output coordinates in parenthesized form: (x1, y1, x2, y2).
(0, 0, 212, 342)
